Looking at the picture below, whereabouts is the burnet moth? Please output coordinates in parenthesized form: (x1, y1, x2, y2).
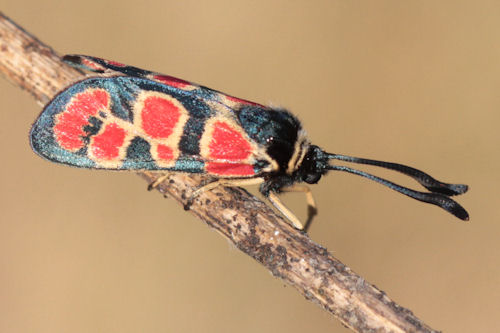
(30, 55, 469, 229)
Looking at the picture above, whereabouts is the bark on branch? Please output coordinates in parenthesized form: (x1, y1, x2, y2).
(0, 12, 438, 333)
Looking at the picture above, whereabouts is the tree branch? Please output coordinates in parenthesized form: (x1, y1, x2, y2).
(0, 12, 438, 333)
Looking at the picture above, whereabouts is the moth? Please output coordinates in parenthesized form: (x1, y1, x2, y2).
(30, 55, 469, 229)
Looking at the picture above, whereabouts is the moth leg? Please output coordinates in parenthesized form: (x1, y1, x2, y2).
(184, 178, 265, 210)
(280, 185, 318, 227)
(147, 173, 171, 191)
(267, 192, 304, 230)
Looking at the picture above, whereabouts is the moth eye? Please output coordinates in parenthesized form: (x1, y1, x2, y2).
(304, 173, 321, 184)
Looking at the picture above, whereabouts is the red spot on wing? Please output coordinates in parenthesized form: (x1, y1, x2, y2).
(54, 90, 109, 151)
(105, 60, 126, 67)
(206, 162, 255, 176)
(157, 144, 174, 161)
(90, 123, 126, 160)
(153, 75, 190, 88)
(141, 96, 181, 139)
(226, 95, 263, 107)
(81, 58, 106, 72)
(209, 121, 252, 161)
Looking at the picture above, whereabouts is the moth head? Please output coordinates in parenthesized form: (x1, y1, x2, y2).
(296, 145, 329, 184)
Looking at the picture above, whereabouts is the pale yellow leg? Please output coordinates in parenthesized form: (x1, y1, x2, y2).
(185, 178, 265, 209)
(147, 172, 171, 191)
(268, 192, 304, 229)
(148, 171, 318, 229)
(268, 185, 318, 230)
(281, 185, 317, 212)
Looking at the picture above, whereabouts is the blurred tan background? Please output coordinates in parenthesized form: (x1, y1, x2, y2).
(1, 1, 498, 332)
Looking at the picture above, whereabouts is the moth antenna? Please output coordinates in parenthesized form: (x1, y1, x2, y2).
(327, 154, 467, 196)
(327, 165, 469, 220)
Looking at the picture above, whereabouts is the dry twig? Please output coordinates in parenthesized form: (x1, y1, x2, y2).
(0, 12, 438, 333)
